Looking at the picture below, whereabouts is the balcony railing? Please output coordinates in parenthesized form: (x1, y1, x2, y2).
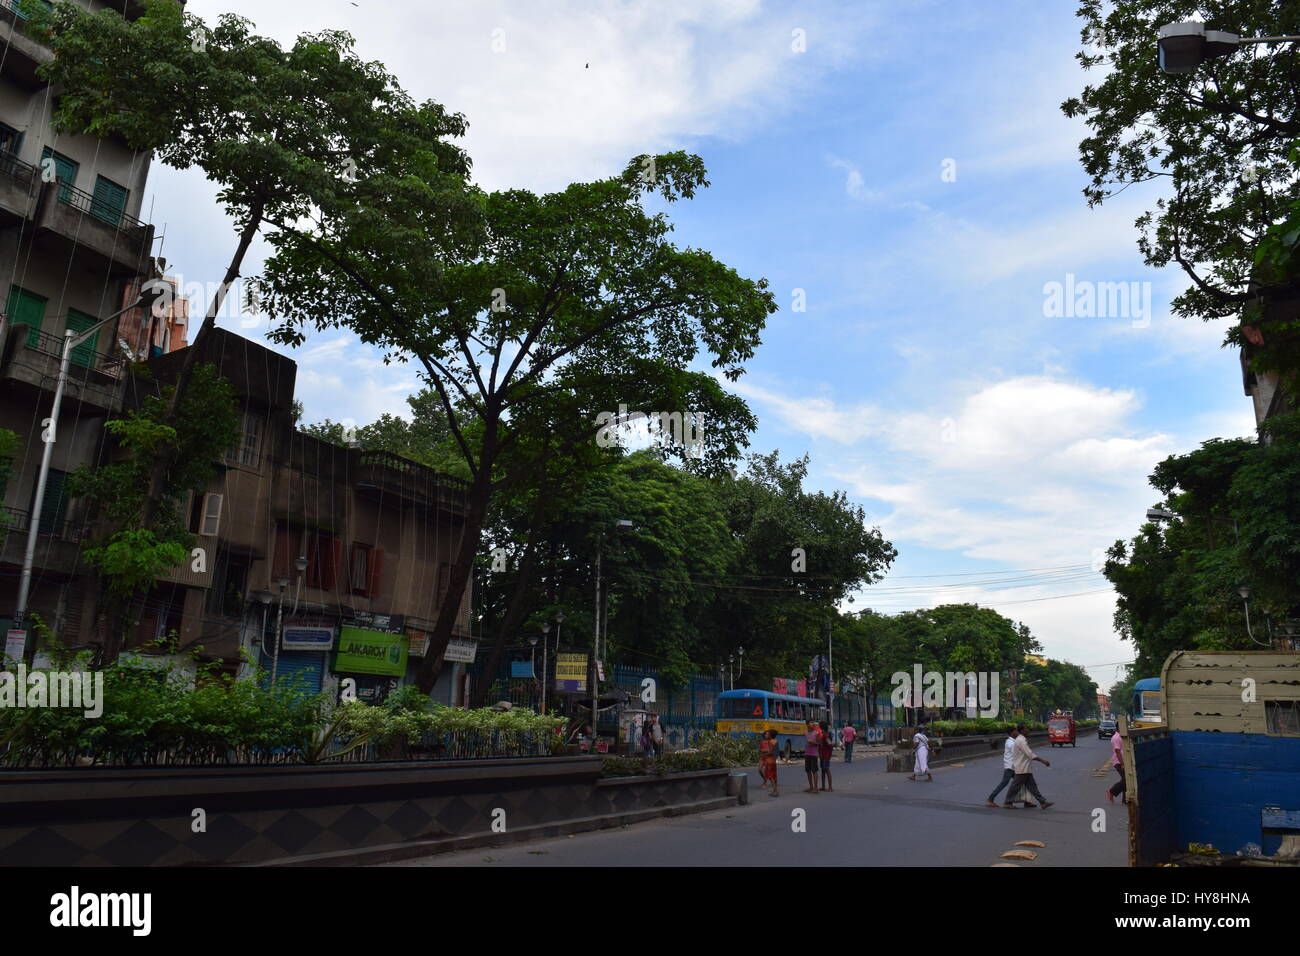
(0, 150, 37, 191)
(17, 323, 128, 377)
(54, 179, 145, 232)
(2, 506, 84, 542)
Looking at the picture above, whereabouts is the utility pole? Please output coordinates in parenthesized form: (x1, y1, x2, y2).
(592, 530, 601, 741)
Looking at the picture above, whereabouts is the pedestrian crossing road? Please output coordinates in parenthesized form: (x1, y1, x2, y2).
(385, 735, 1129, 867)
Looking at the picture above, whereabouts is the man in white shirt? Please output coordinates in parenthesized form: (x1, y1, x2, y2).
(1004, 722, 1053, 809)
(985, 727, 1019, 807)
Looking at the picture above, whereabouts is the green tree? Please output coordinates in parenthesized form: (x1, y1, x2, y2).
(1062, 0, 1300, 323)
(31, 0, 480, 545)
(68, 364, 240, 663)
(261, 152, 777, 693)
(1104, 413, 1300, 671)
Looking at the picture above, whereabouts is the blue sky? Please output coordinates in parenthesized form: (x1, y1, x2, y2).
(162, 0, 1258, 689)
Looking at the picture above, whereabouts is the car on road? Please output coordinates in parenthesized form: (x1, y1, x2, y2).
(1098, 718, 1117, 739)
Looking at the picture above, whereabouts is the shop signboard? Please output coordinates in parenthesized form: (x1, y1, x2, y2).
(555, 653, 587, 692)
(335, 626, 408, 677)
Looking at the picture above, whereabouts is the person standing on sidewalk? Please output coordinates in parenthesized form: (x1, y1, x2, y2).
(841, 722, 857, 763)
(803, 718, 822, 793)
(758, 729, 780, 797)
(985, 726, 1019, 807)
(818, 720, 834, 791)
(1004, 722, 1053, 809)
(1106, 728, 1126, 804)
(649, 713, 665, 756)
(907, 727, 933, 781)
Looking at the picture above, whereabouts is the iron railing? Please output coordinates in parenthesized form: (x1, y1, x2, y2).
(16, 323, 127, 376)
(54, 179, 146, 231)
(0, 150, 37, 191)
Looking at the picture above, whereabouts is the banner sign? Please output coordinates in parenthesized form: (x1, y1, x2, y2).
(281, 625, 335, 651)
(555, 653, 587, 692)
(4, 630, 25, 667)
(511, 660, 535, 678)
(335, 626, 408, 677)
(444, 637, 477, 663)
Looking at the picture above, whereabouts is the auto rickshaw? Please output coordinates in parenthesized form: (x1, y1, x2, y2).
(1046, 710, 1076, 747)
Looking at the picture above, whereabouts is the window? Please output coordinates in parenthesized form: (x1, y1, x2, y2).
(32, 469, 68, 536)
(6, 285, 47, 349)
(350, 544, 371, 596)
(91, 174, 128, 226)
(1265, 700, 1300, 737)
(197, 493, 222, 537)
(39, 147, 78, 203)
(305, 531, 340, 591)
(271, 521, 303, 581)
(65, 308, 99, 369)
(725, 699, 763, 718)
(0, 123, 22, 176)
(207, 553, 248, 618)
(227, 412, 262, 468)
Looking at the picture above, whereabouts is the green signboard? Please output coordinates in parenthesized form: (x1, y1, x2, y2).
(335, 626, 408, 677)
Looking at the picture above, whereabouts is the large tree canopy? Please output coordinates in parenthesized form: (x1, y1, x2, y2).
(1062, 0, 1300, 323)
(1104, 412, 1300, 673)
(262, 152, 777, 692)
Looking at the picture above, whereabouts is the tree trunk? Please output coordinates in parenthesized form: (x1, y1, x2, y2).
(468, 526, 545, 709)
(137, 200, 265, 533)
(412, 477, 490, 694)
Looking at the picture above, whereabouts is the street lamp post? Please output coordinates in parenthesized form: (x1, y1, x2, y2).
(1157, 22, 1300, 74)
(12, 291, 162, 655)
(271, 577, 288, 683)
(539, 624, 550, 713)
(592, 520, 632, 743)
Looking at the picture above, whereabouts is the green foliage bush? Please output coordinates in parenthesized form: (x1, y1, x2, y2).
(0, 653, 327, 767)
(0, 644, 566, 767)
(600, 731, 759, 777)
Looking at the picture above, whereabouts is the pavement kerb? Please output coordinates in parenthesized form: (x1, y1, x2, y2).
(246, 795, 740, 867)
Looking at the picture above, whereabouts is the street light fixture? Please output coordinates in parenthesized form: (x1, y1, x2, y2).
(1157, 21, 1300, 75)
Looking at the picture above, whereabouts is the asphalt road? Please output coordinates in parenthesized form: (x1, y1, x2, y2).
(386, 734, 1130, 867)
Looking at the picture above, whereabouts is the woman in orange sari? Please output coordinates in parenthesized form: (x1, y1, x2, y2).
(758, 729, 780, 796)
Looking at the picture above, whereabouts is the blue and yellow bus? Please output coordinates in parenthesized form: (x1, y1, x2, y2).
(716, 689, 829, 759)
(1130, 677, 1162, 729)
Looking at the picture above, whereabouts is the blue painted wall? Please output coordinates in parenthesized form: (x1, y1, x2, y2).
(1172, 731, 1300, 857)
(1132, 735, 1176, 866)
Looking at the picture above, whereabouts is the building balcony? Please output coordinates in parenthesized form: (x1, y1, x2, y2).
(32, 180, 155, 279)
(352, 449, 470, 513)
(0, 2, 54, 92)
(0, 506, 86, 576)
(0, 320, 127, 415)
(0, 152, 38, 227)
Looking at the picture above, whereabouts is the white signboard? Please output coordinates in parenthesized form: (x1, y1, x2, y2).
(281, 625, 335, 651)
(5, 630, 26, 666)
(444, 637, 477, 663)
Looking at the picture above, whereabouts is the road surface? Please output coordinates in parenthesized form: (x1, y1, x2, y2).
(385, 733, 1129, 867)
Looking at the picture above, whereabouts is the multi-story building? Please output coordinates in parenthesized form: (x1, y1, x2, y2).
(140, 327, 478, 703)
(1, 0, 160, 643)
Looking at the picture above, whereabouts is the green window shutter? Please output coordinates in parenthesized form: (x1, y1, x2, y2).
(91, 175, 128, 226)
(65, 308, 98, 369)
(39, 147, 78, 203)
(33, 469, 68, 536)
(6, 285, 47, 349)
